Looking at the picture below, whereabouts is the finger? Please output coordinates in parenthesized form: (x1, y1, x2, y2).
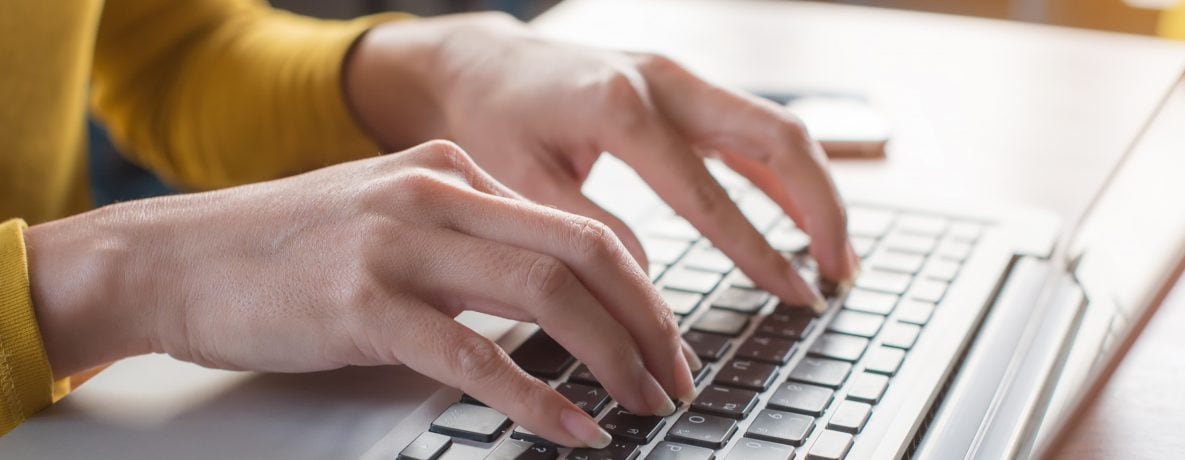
(432, 189, 696, 404)
(638, 56, 858, 284)
(601, 110, 824, 311)
(384, 300, 612, 448)
(407, 230, 674, 416)
(533, 176, 649, 270)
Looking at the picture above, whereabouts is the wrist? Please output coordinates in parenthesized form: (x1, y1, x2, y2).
(24, 206, 155, 378)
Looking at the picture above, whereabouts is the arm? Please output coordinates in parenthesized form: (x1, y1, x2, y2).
(90, 0, 411, 190)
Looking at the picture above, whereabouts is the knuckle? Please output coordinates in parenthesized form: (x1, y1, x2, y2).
(601, 70, 651, 133)
(524, 255, 576, 302)
(773, 115, 811, 147)
(452, 335, 507, 384)
(570, 217, 617, 260)
(637, 52, 679, 74)
(420, 140, 477, 173)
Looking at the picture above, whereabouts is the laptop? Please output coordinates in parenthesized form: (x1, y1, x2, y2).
(3, 74, 1184, 460)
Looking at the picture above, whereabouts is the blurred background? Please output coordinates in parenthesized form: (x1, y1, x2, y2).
(91, 0, 1185, 205)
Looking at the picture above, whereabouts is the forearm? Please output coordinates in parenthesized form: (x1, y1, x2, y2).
(24, 208, 154, 379)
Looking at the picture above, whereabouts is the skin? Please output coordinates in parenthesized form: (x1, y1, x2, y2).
(23, 12, 858, 450)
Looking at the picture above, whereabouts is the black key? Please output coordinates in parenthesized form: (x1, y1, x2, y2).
(826, 310, 884, 338)
(788, 357, 852, 389)
(569, 364, 601, 387)
(557, 382, 611, 416)
(745, 409, 815, 446)
(599, 408, 667, 444)
(754, 310, 814, 340)
(864, 347, 906, 376)
(665, 412, 738, 449)
(806, 430, 853, 460)
(734, 336, 797, 365)
(808, 333, 869, 363)
(691, 309, 751, 337)
(691, 385, 758, 419)
(663, 267, 723, 294)
(827, 400, 872, 434)
(430, 403, 510, 443)
(712, 287, 771, 314)
(569, 440, 641, 460)
(645, 441, 716, 460)
(713, 359, 779, 391)
(767, 382, 834, 416)
(692, 364, 713, 386)
(510, 426, 554, 446)
(510, 330, 575, 379)
(682, 331, 732, 363)
(398, 432, 451, 460)
(486, 439, 558, 460)
(725, 439, 796, 460)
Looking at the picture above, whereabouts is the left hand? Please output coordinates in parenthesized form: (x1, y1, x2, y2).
(346, 13, 859, 308)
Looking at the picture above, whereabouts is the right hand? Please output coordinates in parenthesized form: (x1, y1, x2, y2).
(25, 140, 695, 449)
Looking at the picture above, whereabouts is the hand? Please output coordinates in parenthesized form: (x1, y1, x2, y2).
(347, 14, 861, 310)
(25, 141, 695, 448)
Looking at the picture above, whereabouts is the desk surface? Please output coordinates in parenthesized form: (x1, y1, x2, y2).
(532, 0, 1185, 457)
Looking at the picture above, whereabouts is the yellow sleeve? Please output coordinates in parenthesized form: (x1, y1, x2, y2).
(90, 0, 412, 190)
(0, 219, 54, 436)
(1161, 3, 1185, 40)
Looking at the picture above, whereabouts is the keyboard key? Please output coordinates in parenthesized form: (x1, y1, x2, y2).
(908, 279, 948, 303)
(935, 238, 974, 261)
(693, 364, 713, 386)
(569, 364, 600, 387)
(767, 227, 810, 253)
(948, 221, 983, 242)
(882, 233, 938, 255)
(806, 430, 854, 460)
(896, 299, 935, 325)
(649, 216, 700, 241)
(827, 310, 885, 338)
(843, 288, 899, 315)
(691, 309, 751, 337)
(725, 439, 796, 460)
(399, 432, 451, 460)
(650, 263, 668, 283)
(729, 270, 756, 289)
(643, 238, 692, 265)
(460, 393, 486, 406)
(661, 289, 703, 316)
(847, 373, 890, 404)
(683, 331, 733, 363)
(646, 441, 715, 460)
(922, 258, 960, 282)
(430, 403, 511, 443)
(895, 214, 948, 236)
(665, 412, 738, 449)
(663, 267, 723, 294)
(864, 347, 906, 376)
(683, 246, 734, 273)
(510, 427, 552, 446)
(745, 409, 815, 446)
(850, 236, 877, 259)
(510, 331, 575, 379)
(869, 250, 925, 274)
(808, 333, 869, 362)
(691, 385, 759, 419)
(788, 357, 852, 389)
(767, 382, 834, 416)
(847, 207, 894, 237)
(754, 309, 815, 340)
(569, 440, 641, 460)
(827, 400, 872, 434)
(734, 336, 797, 365)
(487, 439, 557, 460)
(714, 359, 779, 391)
(600, 408, 667, 444)
(881, 322, 922, 349)
(712, 287, 771, 314)
(557, 382, 610, 416)
(854, 270, 912, 294)
(738, 193, 783, 231)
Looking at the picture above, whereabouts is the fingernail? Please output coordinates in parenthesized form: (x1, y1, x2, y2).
(680, 339, 704, 372)
(642, 374, 677, 416)
(810, 297, 829, 315)
(561, 409, 612, 449)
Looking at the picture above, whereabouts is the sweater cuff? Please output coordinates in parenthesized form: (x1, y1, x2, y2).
(0, 219, 54, 435)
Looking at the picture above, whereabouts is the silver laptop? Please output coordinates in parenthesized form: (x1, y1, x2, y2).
(4, 73, 1184, 460)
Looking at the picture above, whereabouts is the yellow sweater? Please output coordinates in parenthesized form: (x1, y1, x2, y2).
(0, 0, 406, 435)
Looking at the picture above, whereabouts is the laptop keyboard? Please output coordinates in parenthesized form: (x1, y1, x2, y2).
(398, 193, 983, 460)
